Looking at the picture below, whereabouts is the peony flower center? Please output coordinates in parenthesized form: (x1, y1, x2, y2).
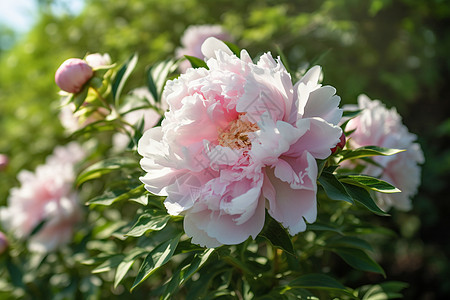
(218, 115, 259, 150)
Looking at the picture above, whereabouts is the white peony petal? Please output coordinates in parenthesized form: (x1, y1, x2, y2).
(201, 37, 233, 60)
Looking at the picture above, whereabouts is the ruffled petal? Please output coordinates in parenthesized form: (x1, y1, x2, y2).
(286, 118, 342, 159)
(265, 151, 317, 235)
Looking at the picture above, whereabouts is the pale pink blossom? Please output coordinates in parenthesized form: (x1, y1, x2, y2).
(138, 38, 343, 247)
(85, 53, 111, 68)
(59, 102, 109, 133)
(113, 87, 167, 149)
(345, 94, 424, 211)
(0, 143, 85, 252)
(55, 58, 93, 93)
(176, 25, 233, 73)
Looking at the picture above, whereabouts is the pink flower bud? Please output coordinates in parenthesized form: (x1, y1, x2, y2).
(0, 154, 8, 171)
(331, 132, 346, 153)
(55, 58, 93, 93)
(0, 231, 8, 254)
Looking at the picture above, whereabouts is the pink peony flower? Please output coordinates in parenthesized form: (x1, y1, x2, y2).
(138, 38, 343, 247)
(176, 25, 233, 73)
(0, 231, 8, 254)
(0, 143, 85, 252)
(0, 154, 8, 171)
(59, 102, 109, 133)
(55, 58, 93, 93)
(345, 94, 424, 211)
(85, 53, 111, 68)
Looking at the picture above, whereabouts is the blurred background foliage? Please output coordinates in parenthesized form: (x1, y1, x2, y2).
(0, 0, 449, 298)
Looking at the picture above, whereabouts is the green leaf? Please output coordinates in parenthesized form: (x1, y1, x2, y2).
(223, 41, 241, 57)
(114, 248, 147, 289)
(72, 84, 90, 112)
(360, 281, 409, 300)
(307, 221, 343, 234)
(342, 109, 363, 118)
(92, 254, 124, 274)
(339, 146, 405, 162)
(147, 59, 178, 101)
(339, 175, 401, 193)
(325, 236, 374, 252)
(343, 183, 388, 216)
(129, 194, 149, 206)
(29, 218, 48, 237)
(184, 55, 208, 69)
(112, 53, 138, 106)
(77, 157, 139, 185)
(86, 184, 145, 206)
(318, 171, 353, 203)
(6, 258, 24, 288)
(286, 273, 347, 292)
(260, 213, 295, 256)
(125, 209, 171, 237)
(179, 249, 215, 285)
(131, 233, 182, 291)
(331, 247, 385, 277)
(162, 249, 215, 300)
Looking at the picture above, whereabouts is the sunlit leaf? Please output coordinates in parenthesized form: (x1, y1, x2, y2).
(86, 184, 145, 206)
(339, 146, 405, 162)
(77, 157, 139, 185)
(125, 209, 171, 237)
(223, 41, 241, 57)
(147, 59, 178, 101)
(339, 175, 400, 193)
(131, 233, 182, 291)
(114, 248, 147, 289)
(360, 281, 409, 300)
(112, 53, 138, 106)
(92, 254, 124, 274)
(72, 84, 90, 112)
(184, 55, 208, 69)
(162, 249, 215, 300)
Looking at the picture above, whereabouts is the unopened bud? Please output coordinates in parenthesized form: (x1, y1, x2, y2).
(331, 132, 346, 154)
(0, 154, 8, 171)
(55, 58, 93, 93)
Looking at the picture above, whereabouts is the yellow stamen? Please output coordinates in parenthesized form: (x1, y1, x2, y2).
(218, 115, 259, 150)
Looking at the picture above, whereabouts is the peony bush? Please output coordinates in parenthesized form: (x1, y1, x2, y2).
(0, 29, 423, 299)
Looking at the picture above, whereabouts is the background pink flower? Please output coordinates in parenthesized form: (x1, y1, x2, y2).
(138, 38, 343, 247)
(113, 87, 168, 149)
(0, 142, 85, 252)
(345, 94, 424, 211)
(176, 25, 233, 73)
